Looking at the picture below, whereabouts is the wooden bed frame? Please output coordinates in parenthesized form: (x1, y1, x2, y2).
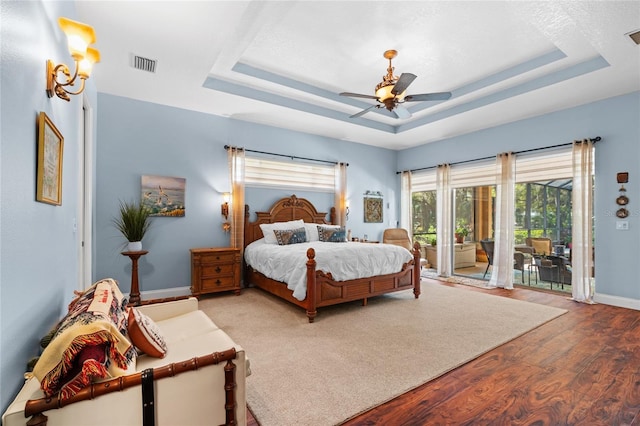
(243, 195, 421, 322)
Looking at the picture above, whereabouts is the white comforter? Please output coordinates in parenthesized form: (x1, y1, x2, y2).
(244, 239, 414, 301)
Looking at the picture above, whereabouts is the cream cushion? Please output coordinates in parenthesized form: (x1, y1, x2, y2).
(531, 240, 551, 255)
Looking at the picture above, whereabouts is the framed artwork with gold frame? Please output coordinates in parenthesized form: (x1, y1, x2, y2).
(36, 112, 64, 205)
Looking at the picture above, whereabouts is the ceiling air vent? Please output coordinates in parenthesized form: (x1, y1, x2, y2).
(132, 54, 158, 73)
(626, 30, 640, 45)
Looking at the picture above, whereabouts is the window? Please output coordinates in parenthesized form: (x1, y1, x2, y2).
(410, 170, 437, 245)
(412, 190, 437, 245)
(244, 156, 335, 192)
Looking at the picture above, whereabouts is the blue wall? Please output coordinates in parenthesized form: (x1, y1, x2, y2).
(0, 0, 98, 412)
(398, 92, 640, 303)
(2, 0, 639, 417)
(95, 94, 399, 296)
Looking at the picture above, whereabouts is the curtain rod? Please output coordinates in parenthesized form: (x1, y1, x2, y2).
(397, 136, 601, 174)
(224, 145, 348, 166)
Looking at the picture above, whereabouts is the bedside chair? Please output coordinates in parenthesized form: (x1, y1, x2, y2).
(382, 228, 428, 269)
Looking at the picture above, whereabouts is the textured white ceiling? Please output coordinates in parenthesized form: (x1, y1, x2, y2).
(76, 1, 640, 150)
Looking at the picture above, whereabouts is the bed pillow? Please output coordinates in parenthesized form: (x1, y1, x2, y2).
(274, 227, 307, 245)
(318, 225, 347, 242)
(260, 220, 305, 244)
(127, 308, 168, 358)
(305, 223, 340, 241)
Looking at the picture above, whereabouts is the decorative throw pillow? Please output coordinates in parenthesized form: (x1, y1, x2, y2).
(259, 220, 305, 244)
(318, 225, 347, 242)
(127, 308, 168, 358)
(274, 227, 307, 245)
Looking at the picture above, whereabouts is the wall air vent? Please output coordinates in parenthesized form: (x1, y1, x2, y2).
(626, 30, 640, 45)
(132, 54, 158, 73)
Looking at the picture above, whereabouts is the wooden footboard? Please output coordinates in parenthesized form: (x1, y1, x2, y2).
(303, 243, 421, 322)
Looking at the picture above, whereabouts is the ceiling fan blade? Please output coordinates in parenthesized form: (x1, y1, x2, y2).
(391, 73, 417, 96)
(394, 105, 412, 119)
(340, 92, 379, 100)
(349, 105, 377, 118)
(404, 92, 452, 102)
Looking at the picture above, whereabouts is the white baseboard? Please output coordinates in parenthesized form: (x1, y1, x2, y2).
(594, 292, 640, 311)
(125, 286, 192, 301)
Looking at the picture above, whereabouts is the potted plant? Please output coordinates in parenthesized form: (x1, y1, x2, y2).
(112, 199, 151, 252)
(455, 227, 468, 244)
(430, 237, 437, 246)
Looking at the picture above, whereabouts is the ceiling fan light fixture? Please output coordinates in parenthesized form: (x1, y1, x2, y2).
(375, 82, 406, 102)
(375, 83, 394, 102)
(340, 49, 451, 118)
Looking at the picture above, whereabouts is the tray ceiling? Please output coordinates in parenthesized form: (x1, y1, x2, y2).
(77, 1, 640, 150)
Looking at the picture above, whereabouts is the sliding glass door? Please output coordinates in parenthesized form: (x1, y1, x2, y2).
(405, 145, 592, 293)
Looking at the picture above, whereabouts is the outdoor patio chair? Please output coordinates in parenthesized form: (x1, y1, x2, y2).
(525, 237, 553, 256)
(481, 239, 528, 283)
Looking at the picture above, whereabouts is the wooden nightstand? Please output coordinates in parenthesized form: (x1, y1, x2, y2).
(190, 247, 241, 297)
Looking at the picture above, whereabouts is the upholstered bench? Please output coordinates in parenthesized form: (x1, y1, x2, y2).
(2, 280, 249, 426)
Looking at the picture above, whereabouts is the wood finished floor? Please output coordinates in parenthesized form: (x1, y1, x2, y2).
(246, 279, 640, 425)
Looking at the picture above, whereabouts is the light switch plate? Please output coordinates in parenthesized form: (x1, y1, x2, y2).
(616, 220, 629, 230)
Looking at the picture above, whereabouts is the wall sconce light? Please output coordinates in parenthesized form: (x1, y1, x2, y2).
(47, 17, 101, 101)
(345, 200, 350, 221)
(221, 192, 230, 220)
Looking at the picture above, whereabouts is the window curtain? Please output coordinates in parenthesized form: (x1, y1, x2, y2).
(489, 152, 515, 289)
(227, 147, 245, 251)
(571, 140, 595, 303)
(436, 164, 452, 277)
(334, 162, 348, 226)
(400, 171, 412, 231)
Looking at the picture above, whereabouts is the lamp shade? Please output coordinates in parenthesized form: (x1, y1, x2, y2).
(78, 47, 101, 78)
(58, 17, 96, 60)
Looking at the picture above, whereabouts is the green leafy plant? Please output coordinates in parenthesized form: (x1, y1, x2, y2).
(455, 227, 469, 237)
(112, 200, 151, 242)
(430, 237, 437, 246)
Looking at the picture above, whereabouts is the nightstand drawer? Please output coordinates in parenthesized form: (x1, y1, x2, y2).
(201, 263, 235, 277)
(201, 276, 237, 291)
(198, 252, 237, 264)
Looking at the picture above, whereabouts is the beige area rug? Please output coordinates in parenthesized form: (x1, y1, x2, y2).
(199, 281, 566, 426)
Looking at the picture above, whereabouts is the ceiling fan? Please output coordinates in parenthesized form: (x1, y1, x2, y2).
(339, 50, 452, 119)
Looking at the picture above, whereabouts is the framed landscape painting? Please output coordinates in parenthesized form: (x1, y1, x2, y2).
(36, 112, 64, 205)
(141, 175, 186, 217)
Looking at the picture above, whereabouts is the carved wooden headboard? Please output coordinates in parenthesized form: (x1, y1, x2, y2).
(243, 195, 336, 247)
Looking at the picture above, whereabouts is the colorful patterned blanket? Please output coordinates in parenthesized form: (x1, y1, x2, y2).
(33, 278, 135, 399)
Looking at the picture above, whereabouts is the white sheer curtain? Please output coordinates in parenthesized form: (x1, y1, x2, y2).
(334, 162, 347, 226)
(436, 164, 452, 277)
(400, 171, 412, 231)
(489, 152, 515, 289)
(571, 140, 595, 303)
(227, 147, 245, 251)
